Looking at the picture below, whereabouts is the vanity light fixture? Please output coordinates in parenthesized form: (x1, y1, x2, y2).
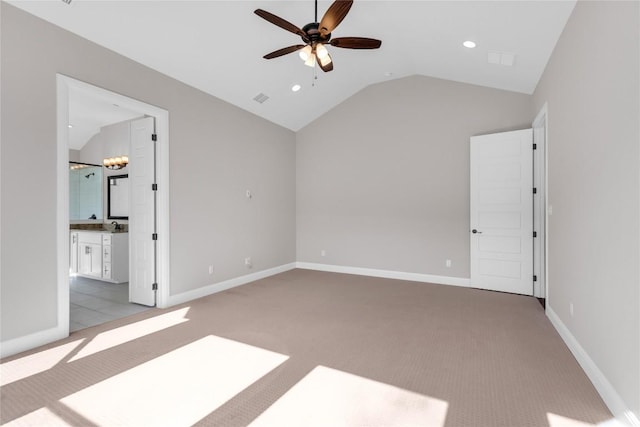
(103, 156, 129, 170)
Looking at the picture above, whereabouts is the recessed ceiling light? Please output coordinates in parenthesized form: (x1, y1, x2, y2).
(463, 41, 476, 49)
(68, 124, 73, 128)
(291, 84, 301, 92)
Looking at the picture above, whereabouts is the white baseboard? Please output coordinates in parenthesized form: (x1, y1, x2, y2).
(1, 325, 67, 359)
(166, 262, 297, 307)
(295, 262, 470, 288)
(546, 307, 640, 426)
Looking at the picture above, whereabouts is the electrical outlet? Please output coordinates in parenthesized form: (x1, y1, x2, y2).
(245, 257, 252, 267)
(446, 259, 452, 268)
(570, 302, 574, 317)
(208, 265, 214, 275)
(321, 249, 326, 257)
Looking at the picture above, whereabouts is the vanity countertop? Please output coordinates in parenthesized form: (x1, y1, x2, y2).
(70, 228, 128, 234)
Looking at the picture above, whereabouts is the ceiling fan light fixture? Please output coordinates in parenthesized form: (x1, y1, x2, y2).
(299, 45, 312, 61)
(318, 53, 332, 67)
(304, 54, 316, 67)
(316, 43, 329, 59)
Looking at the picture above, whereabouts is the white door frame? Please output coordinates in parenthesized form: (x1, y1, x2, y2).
(57, 75, 172, 337)
(532, 103, 548, 301)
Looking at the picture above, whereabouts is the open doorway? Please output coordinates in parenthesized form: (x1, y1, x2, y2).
(68, 104, 150, 330)
(57, 75, 171, 335)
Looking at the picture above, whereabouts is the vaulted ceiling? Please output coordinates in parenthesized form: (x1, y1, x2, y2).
(9, 1, 576, 131)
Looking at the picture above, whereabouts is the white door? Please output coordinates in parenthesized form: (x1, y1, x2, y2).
(470, 129, 533, 295)
(532, 112, 547, 298)
(129, 117, 156, 306)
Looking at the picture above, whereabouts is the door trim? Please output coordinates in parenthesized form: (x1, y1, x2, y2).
(57, 75, 172, 334)
(532, 103, 548, 301)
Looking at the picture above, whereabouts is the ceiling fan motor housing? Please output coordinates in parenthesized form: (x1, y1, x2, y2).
(302, 22, 331, 45)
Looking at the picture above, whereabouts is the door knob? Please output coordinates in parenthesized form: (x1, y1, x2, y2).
(472, 229, 482, 234)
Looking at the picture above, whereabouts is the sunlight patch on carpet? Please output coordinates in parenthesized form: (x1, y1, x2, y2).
(249, 365, 449, 427)
(69, 307, 190, 362)
(1, 340, 84, 387)
(60, 335, 288, 426)
(547, 413, 597, 427)
(3, 407, 73, 427)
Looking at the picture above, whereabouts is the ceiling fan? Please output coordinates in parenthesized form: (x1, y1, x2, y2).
(254, 0, 381, 72)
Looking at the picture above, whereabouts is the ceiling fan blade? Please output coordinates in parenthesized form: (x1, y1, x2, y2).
(318, 53, 334, 72)
(254, 9, 306, 38)
(263, 45, 306, 59)
(319, 0, 353, 36)
(330, 37, 382, 49)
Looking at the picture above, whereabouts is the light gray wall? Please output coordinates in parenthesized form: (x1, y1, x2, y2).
(79, 132, 105, 165)
(0, 3, 296, 342)
(533, 1, 640, 418)
(296, 75, 532, 277)
(69, 149, 81, 162)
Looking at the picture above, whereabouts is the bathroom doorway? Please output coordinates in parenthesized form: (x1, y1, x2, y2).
(58, 75, 171, 335)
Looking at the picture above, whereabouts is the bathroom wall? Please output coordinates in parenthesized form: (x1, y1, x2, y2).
(79, 118, 142, 224)
(69, 149, 81, 162)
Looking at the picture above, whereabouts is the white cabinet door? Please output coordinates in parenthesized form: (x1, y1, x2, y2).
(78, 243, 90, 275)
(70, 232, 79, 273)
(470, 129, 533, 295)
(79, 242, 102, 278)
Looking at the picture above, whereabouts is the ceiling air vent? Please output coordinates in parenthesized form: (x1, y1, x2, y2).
(488, 51, 515, 66)
(253, 93, 269, 104)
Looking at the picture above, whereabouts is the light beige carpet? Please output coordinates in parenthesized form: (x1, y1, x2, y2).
(0, 269, 612, 426)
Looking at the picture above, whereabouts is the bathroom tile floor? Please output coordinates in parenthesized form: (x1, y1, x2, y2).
(70, 276, 152, 332)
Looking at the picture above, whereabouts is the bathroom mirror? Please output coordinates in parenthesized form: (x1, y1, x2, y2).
(69, 162, 103, 221)
(108, 174, 129, 219)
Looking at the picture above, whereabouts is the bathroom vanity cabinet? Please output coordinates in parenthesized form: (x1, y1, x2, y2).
(71, 231, 129, 283)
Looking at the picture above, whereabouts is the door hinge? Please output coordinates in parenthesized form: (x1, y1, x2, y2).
(152, 233, 158, 240)
(151, 133, 157, 141)
(152, 183, 158, 191)
(533, 275, 537, 282)
(533, 143, 537, 150)
(152, 283, 158, 291)
(533, 231, 538, 238)
(533, 187, 537, 194)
